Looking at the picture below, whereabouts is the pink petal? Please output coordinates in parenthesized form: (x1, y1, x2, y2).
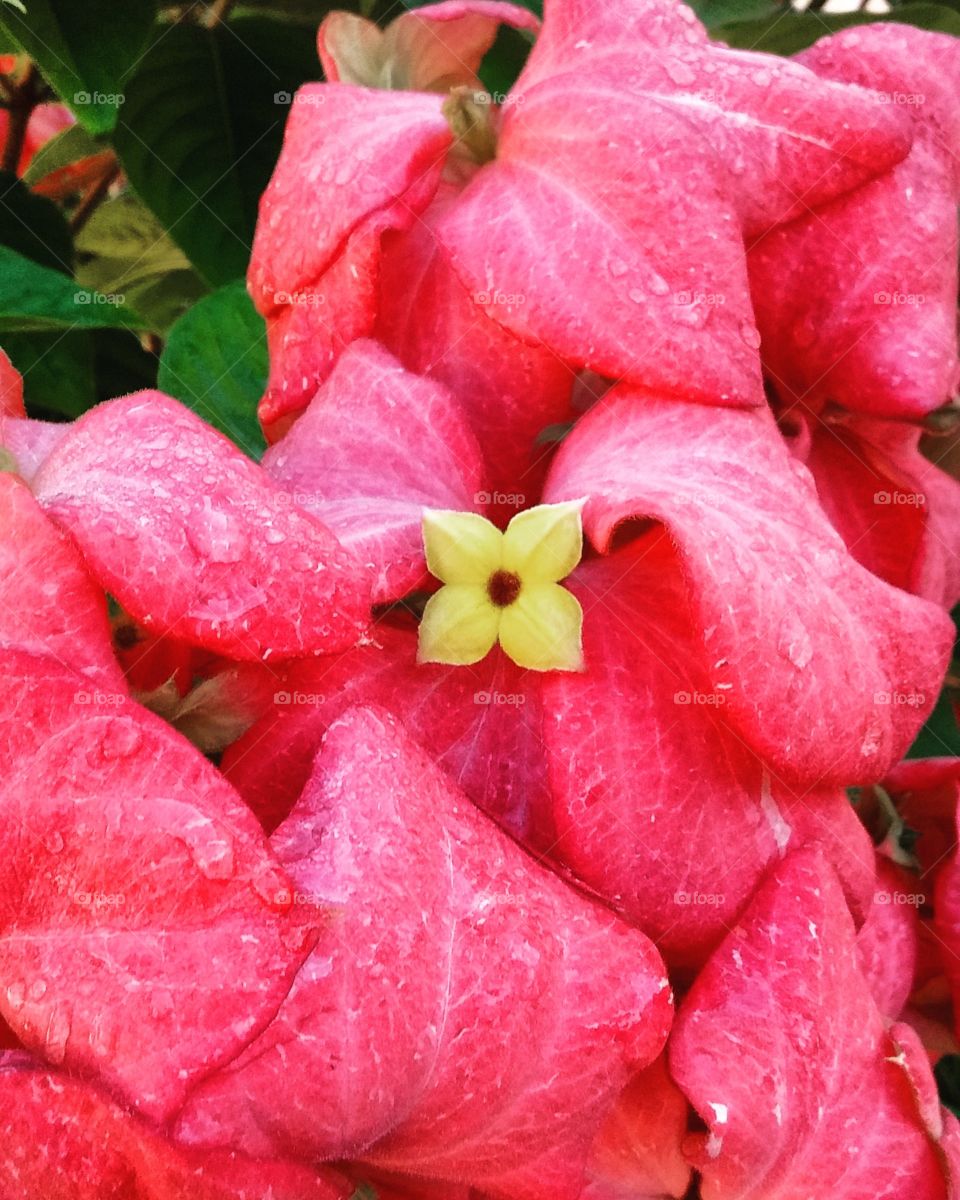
(0, 1055, 351, 1199)
(0, 652, 316, 1122)
(376, 182, 575, 514)
(541, 541, 875, 969)
(670, 847, 953, 1200)
(790, 411, 960, 608)
(543, 387, 953, 784)
(320, 2, 539, 90)
(749, 25, 960, 418)
(248, 86, 450, 315)
(263, 340, 486, 603)
(437, 110, 764, 408)
(0, 413, 68, 484)
(221, 623, 552, 842)
(258, 223, 381, 438)
(0, 474, 124, 691)
(0, 347, 24, 417)
(176, 706, 672, 1200)
(31, 391, 371, 661)
(857, 857, 921, 1021)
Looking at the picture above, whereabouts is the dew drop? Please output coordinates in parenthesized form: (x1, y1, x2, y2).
(186, 499, 249, 565)
(97, 718, 142, 763)
(776, 615, 813, 669)
(608, 257, 629, 278)
(6, 982, 25, 1011)
(43, 830, 65, 854)
(28, 979, 47, 1002)
(739, 320, 762, 350)
(665, 58, 697, 86)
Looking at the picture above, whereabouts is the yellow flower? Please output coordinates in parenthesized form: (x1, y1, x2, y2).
(418, 500, 586, 672)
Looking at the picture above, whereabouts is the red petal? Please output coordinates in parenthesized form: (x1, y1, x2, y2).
(0, 474, 124, 691)
(263, 340, 486, 603)
(32, 392, 371, 661)
(0, 1055, 351, 1199)
(671, 848, 953, 1200)
(0, 652, 315, 1122)
(544, 388, 953, 784)
(177, 706, 672, 1200)
(792, 411, 960, 608)
(0, 348, 24, 417)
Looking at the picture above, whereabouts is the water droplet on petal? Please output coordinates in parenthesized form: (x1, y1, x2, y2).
(777, 614, 813, 669)
(183, 817, 235, 880)
(186, 499, 249, 565)
(648, 272, 671, 296)
(665, 58, 697, 86)
(43, 831, 65, 854)
(739, 320, 762, 350)
(44, 1008, 71, 1063)
(608, 257, 629, 278)
(96, 718, 142, 763)
(6, 982, 25, 1011)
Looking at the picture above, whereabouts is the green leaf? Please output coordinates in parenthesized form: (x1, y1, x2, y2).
(75, 192, 207, 335)
(715, 4, 960, 53)
(2, 330, 94, 418)
(0, 170, 73, 274)
(907, 604, 960, 759)
(689, 0, 781, 31)
(114, 17, 320, 287)
(23, 123, 107, 188)
(936, 1054, 960, 1120)
(0, 244, 145, 333)
(157, 280, 267, 459)
(0, 0, 157, 134)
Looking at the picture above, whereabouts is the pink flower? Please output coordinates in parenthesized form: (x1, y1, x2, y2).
(750, 25, 960, 420)
(249, 0, 911, 502)
(221, 339, 951, 970)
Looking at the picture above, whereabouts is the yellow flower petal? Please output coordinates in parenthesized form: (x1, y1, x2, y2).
(501, 499, 585, 583)
(417, 584, 500, 666)
(422, 509, 503, 585)
(498, 583, 584, 672)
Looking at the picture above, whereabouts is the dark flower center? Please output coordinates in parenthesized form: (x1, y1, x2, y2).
(487, 570, 522, 608)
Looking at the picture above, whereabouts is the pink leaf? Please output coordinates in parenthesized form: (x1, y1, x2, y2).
(31, 392, 371, 661)
(177, 707, 672, 1200)
(0, 652, 315, 1122)
(749, 25, 960, 418)
(544, 386, 953, 784)
(0, 473, 124, 691)
(670, 847, 953, 1200)
(0, 1054, 351, 1199)
(263, 340, 486, 603)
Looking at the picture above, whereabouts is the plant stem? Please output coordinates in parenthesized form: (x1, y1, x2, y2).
(70, 162, 120, 235)
(1, 62, 38, 175)
(204, 0, 234, 27)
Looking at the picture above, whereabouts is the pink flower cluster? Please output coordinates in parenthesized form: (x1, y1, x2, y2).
(2, 1, 960, 1197)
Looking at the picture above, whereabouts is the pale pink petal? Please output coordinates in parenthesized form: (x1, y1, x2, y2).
(31, 391, 371, 661)
(544, 387, 953, 784)
(264, 340, 486, 603)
